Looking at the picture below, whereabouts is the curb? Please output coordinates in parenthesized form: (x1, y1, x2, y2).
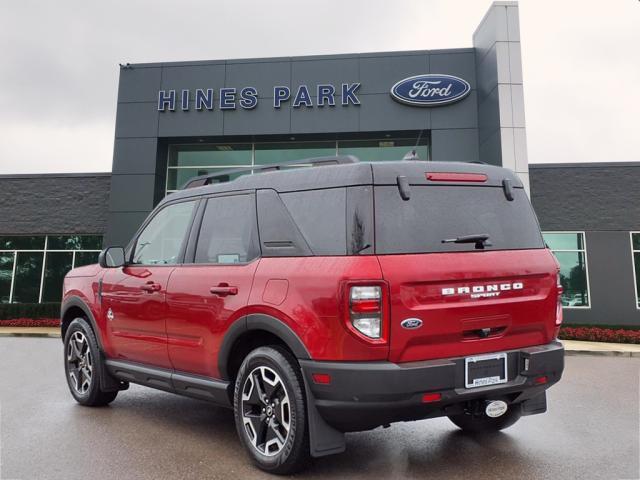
(564, 349, 640, 358)
(0, 332, 60, 338)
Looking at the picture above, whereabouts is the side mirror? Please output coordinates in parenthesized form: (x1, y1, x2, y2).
(98, 246, 126, 268)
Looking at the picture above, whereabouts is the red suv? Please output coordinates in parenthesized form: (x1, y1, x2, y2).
(61, 157, 564, 474)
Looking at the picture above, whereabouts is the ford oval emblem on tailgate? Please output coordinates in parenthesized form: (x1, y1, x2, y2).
(401, 318, 423, 329)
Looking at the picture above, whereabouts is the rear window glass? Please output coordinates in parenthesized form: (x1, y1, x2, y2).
(374, 185, 544, 254)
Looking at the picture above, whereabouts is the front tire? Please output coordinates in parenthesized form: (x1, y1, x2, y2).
(63, 318, 118, 406)
(233, 346, 310, 475)
(448, 403, 522, 433)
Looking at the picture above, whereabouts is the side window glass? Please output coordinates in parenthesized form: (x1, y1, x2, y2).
(195, 195, 259, 264)
(132, 201, 196, 265)
(279, 188, 347, 255)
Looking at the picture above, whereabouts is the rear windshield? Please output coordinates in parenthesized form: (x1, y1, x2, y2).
(374, 185, 544, 254)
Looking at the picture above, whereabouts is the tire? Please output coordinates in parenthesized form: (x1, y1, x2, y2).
(63, 317, 118, 406)
(233, 346, 310, 475)
(448, 402, 522, 433)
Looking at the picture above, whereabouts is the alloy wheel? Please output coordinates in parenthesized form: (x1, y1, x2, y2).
(241, 366, 291, 456)
(66, 331, 93, 395)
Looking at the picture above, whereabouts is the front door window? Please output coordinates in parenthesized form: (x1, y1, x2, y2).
(132, 201, 196, 265)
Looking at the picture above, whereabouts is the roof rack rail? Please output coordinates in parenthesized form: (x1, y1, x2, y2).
(181, 155, 360, 189)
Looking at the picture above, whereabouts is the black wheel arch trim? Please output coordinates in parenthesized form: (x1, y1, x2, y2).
(60, 296, 103, 351)
(218, 313, 311, 381)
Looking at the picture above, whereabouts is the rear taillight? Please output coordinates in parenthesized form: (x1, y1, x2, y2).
(555, 272, 564, 326)
(350, 286, 382, 338)
(346, 284, 388, 342)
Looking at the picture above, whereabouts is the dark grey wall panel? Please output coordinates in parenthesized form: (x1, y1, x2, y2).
(430, 52, 476, 89)
(478, 128, 501, 165)
(477, 86, 500, 143)
(563, 231, 640, 326)
(160, 63, 226, 91)
(358, 94, 430, 132)
(158, 108, 223, 137)
(108, 174, 157, 213)
(290, 101, 359, 134)
(475, 43, 499, 101)
(104, 211, 150, 247)
(431, 129, 480, 162)
(0, 174, 110, 235)
(225, 61, 291, 98)
(115, 102, 158, 138)
(291, 58, 359, 91)
(223, 105, 290, 135)
(117, 67, 162, 103)
(431, 91, 478, 129)
(112, 138, 160, 175)
(358, 54, 429, 94)
(530, 163, 640, 231)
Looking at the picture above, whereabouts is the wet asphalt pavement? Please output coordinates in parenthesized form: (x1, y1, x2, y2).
(0, 337, 638, 480)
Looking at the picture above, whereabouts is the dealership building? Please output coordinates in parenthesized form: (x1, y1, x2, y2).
(0, 1, 638, 326)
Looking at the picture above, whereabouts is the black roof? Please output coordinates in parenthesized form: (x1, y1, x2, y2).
(160, 159, 522, 207)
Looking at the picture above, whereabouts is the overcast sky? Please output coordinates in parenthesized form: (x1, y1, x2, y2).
(0, 0, 638, 174)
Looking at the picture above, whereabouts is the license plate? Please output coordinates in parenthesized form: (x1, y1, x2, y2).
(465, 352, 508, 388)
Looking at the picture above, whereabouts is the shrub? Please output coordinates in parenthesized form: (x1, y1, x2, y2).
(559, 326, 640, 344)
(0, 303, 60, 320)
(0, 318, 60, 327)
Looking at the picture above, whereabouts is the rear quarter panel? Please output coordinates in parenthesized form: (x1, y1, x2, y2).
(249, 256, 388, 361)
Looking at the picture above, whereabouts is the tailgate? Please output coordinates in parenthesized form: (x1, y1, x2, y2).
(379, 249, 559, 363)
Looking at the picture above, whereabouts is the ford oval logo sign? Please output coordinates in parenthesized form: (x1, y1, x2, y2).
(390, 74, 471, 107)
(401, 318, 423, 330)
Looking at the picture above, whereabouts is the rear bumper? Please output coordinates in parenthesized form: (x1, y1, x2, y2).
(300, 341, 564, 432)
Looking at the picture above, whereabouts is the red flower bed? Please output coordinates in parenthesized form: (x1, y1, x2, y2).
(559, 326, 640, 344)
(0, 318, 60, 328)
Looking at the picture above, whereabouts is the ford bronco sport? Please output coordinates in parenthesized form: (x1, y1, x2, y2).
(61, 157, 564, 474)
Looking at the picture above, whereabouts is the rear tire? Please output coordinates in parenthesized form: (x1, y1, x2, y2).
(233, 346, 310, 475)
(63, 318, 118, 406)
(448, 404, 521, 433)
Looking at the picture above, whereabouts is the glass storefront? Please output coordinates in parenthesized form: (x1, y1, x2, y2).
(0, 235, 102, 304)
(632, 233, 640, 308)
(543, 232, 590, 308)
(166, 132, 430, 192)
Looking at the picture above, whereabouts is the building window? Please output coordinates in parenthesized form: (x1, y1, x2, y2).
(632, 232, 640, 309)
(543, 232, 590, 308)
(337, 137, 428, 162)
(165, 132, 430, 194)
(254, 141, 336, 166)
(0, 235, 103, 304)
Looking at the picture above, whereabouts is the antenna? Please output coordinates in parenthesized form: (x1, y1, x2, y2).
(402, 129, 424, 161)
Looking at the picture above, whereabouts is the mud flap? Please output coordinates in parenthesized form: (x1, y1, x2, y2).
(302, 377, 346, 457)
(99, 351, 129, 393)
(521, 391, 547, 416)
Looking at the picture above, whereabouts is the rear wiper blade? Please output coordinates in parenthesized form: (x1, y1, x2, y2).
(442, 234, 492, 249)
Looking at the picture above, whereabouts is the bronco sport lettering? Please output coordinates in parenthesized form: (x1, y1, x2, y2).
(442, 282, 524, 298)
